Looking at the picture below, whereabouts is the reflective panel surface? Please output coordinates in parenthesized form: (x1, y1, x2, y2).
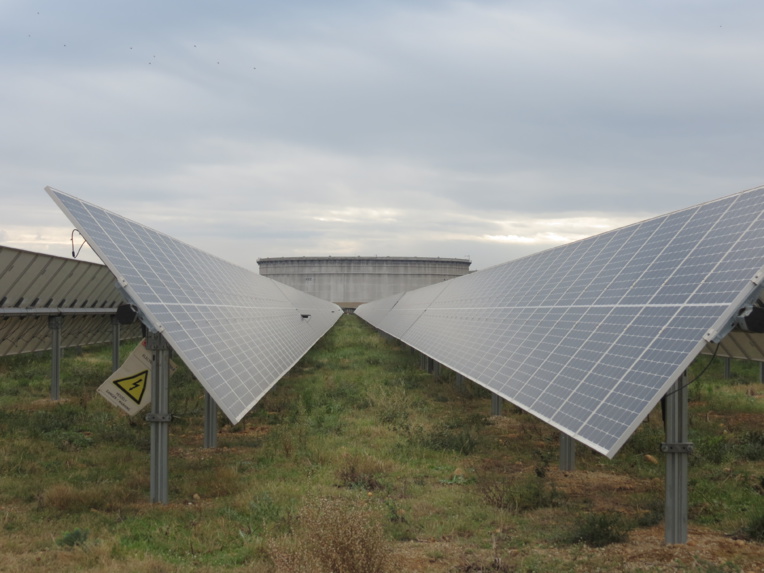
(357, 186, 764, 457)
(47, 187, 341, 423)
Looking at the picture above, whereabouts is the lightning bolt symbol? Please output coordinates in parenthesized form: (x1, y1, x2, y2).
(130, 380, 142, 391)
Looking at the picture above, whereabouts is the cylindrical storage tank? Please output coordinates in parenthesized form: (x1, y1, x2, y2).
(257, 256, 471, 308)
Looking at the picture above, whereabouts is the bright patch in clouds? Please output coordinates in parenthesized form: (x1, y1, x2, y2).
(313, 207, 399, 224)
(484, 215, 642, 246)
(0, 225, 102, 263)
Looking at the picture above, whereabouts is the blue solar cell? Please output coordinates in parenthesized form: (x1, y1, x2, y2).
(356, 185, 764, 457)
(47, 187, 342, 424)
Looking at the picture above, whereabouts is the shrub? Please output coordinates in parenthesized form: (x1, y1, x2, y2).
(743, 511, 764, 541)
(269, 497, 391, 573)
(477, 471, 558, 513)
(57, 528, 89, 548)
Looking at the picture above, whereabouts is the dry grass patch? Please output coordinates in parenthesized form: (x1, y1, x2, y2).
(335, 451, 392, 491)
(39, 482, 140, 512)
(269, 496, 392, 573)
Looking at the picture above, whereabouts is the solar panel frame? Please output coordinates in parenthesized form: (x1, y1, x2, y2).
(46, 187, 342, 424)
(357, 185, 764, 457)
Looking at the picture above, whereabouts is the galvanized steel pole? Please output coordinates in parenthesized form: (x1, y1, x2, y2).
(146, 331, 171, 504)
(111, 315, 121, 373)
(663, 373, 692, 544)
(491, 393, 503, 416)
(204, 390, 218, 449)
(48, 316, 62, 401)
(559, 433, 576, 471)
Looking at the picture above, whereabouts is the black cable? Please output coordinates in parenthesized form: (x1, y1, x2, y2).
(663, 343, 720, 398)
(70, 229, 87, 258)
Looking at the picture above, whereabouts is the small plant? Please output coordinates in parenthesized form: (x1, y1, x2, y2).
(477, 471, 558, 513)
(50, 429, 93, 451)
(567, 512, 631, 547)
(57, 528, 89, 548)
(439, 473, 474, 485)
(408, 419, 481, 455)
(692, 434, 730, 466)
(736, 431, 764, 462)
(382, 497, 407, 524)
(336, 453, 386, 491)
(369, 384, 412, 429)
(742, 510, 764, 541)
(632, 493, 664, 527)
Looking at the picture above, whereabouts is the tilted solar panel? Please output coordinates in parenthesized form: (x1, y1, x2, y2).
(46, 187, 342, 424)
(356, 186, 764, 457)
(0, 245, 142, 356)
(0, 245, 122, 311)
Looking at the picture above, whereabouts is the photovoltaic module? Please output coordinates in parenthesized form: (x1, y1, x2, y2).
(46, 187, 342, 424)
(357, 186, 764, 457)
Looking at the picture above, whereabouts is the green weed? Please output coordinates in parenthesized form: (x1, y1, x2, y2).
(567, 511, 631, 547)
(736, 430, 764, 461)
(476, 470, 558, 513)
(57, 527, 89, 548)
(743, 510, 764, 541)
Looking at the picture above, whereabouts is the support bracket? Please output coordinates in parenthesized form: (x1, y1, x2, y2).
(661, 443, 694, 454)
(145, 413, 173, 423)
(145, 331, 172, 351)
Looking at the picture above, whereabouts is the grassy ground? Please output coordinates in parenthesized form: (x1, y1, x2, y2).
(1, 314, 763, 572)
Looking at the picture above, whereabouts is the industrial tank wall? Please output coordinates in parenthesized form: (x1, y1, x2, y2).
(257, 257, 471, 307)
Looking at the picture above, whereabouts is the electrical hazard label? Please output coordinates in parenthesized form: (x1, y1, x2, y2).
(112, 370, 149, 404)
(97, 340, 176, 416)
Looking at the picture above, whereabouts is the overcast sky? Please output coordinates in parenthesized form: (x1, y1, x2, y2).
(2, 1, 763, 271)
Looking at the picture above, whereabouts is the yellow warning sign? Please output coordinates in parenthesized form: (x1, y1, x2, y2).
(98, 339, 176, 416)
(113, 370, 149, 404)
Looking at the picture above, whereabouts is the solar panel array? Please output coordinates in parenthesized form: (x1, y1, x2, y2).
(0, 245, 142, 356)
(46, 187, 342, 424)
(357, 186, 764, 457)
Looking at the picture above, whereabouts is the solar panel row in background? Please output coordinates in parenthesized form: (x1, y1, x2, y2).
(357, 186, 764, 457)
(46, 187, 342, 424)
(0, 245, 142, 356)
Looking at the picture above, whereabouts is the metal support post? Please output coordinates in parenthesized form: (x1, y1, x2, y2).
(48, 316, 62, 401)
(420, 352, 427, 371)
(559, 433, 576, 471)
(433, 361, 441, 378)
(204, 391, 218, 449)
(111, 315, 121, 373)
(455, 373, 464, 390)
(723, 357, 731, 379)
(663, 374, 692, 544)
(146, 332, 172, 504)
(491, 392, 503, 416)
(759, 361, 764, 384)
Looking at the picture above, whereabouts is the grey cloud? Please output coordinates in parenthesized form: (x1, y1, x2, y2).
(2, 0, 764, 270)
